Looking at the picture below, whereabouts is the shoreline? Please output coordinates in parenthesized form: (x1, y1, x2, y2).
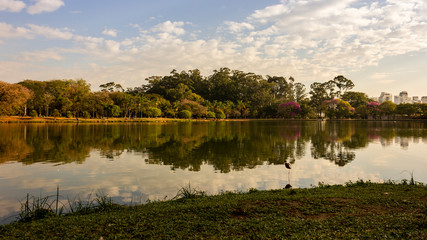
(1, 116, 426, 123)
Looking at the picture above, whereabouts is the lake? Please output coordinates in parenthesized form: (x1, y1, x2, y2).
(1, 120, 426, 224)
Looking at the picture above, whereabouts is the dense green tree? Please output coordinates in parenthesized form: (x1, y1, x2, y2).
(379, 101, 396, 118)
(322, 80, 336, 99)
(52, 109, 61, 117)
(293, 82, 307, 103)
(100, 82, 124, 92)
(67, 79, 91, 117)
(18, 80, 46, 116)
(42, 93, 54, 116)
(421, 104, 427, 118)
(267, 76, 293, 101)
(215, 110, 226, 119)
(82, 111, 91, 119)
(165, 83, 193, 102)
(46, 80, 73, 116)
(178, 110, 192, 119)
(105, 105, 121, 118)
(355, 105, 368, 119)
(329, 75, 354, 98)
(341, 91, 370, 109)
(29, 110, 38, 117)
(206, 111, 216, 119)
(109, 91, 136, 118)
(299, 99, 317, 119)
(180, 99, 208, 118)
(144, 69, 204, 97)
(205, 67, 234, 102)
(146, 107, 162, 117)
(87, 91, 113, 118)
(396, 103, 421, 117)
(309, 82, 329, 117)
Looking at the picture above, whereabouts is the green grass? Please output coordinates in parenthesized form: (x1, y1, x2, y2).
(1, 181, 426, 239)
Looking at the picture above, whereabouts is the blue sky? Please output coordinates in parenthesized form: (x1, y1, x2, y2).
(1, 0, 426, 98)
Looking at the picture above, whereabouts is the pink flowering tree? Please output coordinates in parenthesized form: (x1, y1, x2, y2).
(322, 99, 355, 119)
(279, 101, 302, 118)
(366, 102, 382, 119)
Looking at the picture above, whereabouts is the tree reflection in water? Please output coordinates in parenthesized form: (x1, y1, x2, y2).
(1, 121, 426, 171)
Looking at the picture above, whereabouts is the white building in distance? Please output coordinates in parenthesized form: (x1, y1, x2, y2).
(394, 96, 401, 104)
(379, 92, 392, 103)
(413, 96, 420, 103)
(376, 91, 426, 104)
(393, 91, 413, 104)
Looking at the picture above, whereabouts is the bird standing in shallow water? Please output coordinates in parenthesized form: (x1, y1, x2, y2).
(284, 162, 292, 189)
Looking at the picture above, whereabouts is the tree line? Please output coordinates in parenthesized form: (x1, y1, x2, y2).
(1, 67, 426, 119)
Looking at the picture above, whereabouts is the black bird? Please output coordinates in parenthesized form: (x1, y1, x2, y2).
(285, 162, 292, 169)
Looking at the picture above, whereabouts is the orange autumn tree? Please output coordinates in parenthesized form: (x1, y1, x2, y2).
(0, 81, 32, 116)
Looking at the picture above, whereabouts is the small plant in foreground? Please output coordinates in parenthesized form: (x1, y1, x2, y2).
(248, 188, 259, 193)
(173, 182, 206, 200)
(15, 188, 119, 223)
(67, 193, 96, 214)
(316, 182, 331, 188)
(345, 179, 373, 187)
(18, 194, 59, 222)
(401, 170, 416, 185)
(94, 193, 116, 211)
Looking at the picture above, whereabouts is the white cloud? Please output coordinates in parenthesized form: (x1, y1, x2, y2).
(370, 73, 395, 84)
(0, 58, 93, 83)
(27, 24, 73, 39)
(74, 35, 104, 50)
(152, 21, 186, 36)
(249, 3, 290, 23)
(102, 28, 117, 37)
(223, 21, 254, 33)
(1, 0, 427, 93)
(0, 0, 26, 12)
(96, 0, 424, 86)
(20, 49, 63, 61)
(0, 22, 32, 39)
(229, 0, 427, 78)
(378, 79, 396, 84)
(105, 40, 120, 53)
(371, 72, 389, 79)
(0, 22, 74, 41)
(27, 0, 64, 14)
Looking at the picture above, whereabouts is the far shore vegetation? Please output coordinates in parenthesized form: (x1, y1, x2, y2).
(1, 68, 427, 120)
(0, 180, 426, 239)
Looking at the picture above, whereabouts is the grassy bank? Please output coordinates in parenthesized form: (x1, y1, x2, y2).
(1, 181, 426, 239)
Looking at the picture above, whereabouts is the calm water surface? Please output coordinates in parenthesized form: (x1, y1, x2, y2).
(1, 120, 426, 223)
